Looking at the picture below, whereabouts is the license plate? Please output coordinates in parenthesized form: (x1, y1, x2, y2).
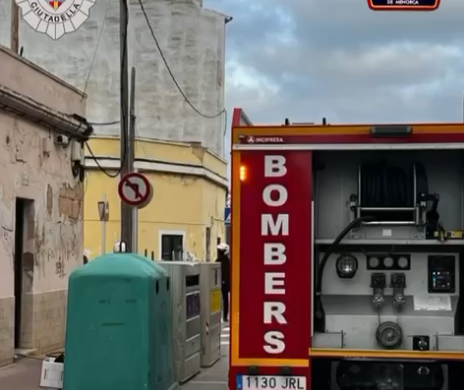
(240, 375, 306, 390)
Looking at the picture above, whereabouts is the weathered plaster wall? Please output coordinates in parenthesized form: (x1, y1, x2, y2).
(0, 0, 228, 156)
(0, 47, 86, 365)
(0, 115, 84, 296)
(0, 46, 85, 297)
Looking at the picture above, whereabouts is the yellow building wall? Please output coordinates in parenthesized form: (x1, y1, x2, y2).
(83, 137, 228, 261)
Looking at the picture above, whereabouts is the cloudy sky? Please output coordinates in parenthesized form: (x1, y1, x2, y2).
(205, 0, 464, 126)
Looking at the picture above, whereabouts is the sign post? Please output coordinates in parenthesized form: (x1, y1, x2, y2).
(97, 195, 109, 255)
(118, 172, 152, 254)
(224, 206, 231, 245)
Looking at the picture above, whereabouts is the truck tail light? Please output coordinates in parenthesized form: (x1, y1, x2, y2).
(240, 165, 247, 181)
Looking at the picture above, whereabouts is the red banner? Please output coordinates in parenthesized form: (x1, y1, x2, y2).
(237, 151, 312, 361)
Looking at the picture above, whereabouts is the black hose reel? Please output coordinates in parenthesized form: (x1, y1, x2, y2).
(358, 161, 431, 224)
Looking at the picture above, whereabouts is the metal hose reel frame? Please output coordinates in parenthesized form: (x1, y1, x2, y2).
(376, 321, 403, 349)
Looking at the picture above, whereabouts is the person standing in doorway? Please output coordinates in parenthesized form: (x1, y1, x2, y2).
(216, 243, 230, 322)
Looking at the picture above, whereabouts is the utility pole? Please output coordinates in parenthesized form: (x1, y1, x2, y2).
(10, 0, 19, 53)
(119, 0, 132, 250)
(129, 67, 137, 252)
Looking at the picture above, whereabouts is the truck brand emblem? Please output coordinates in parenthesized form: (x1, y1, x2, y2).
(249, 137, 284, 143)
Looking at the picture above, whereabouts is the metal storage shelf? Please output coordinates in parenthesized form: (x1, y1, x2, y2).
(315, 239, 464, 246)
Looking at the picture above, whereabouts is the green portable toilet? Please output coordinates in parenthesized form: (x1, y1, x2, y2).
(63, 253, 178, 390)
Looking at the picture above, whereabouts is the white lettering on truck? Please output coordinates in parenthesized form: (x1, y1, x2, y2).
(262, 155, 288, 354)
(264, 243, 286, 265)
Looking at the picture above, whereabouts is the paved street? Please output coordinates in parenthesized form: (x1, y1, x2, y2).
(0, 357, 43, 390)
(0, 323, 230, 390)
(221, 320, 230, 347)
(183, 322, 229, 390)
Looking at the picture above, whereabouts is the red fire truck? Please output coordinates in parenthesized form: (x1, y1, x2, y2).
(229, 108, 464, 390)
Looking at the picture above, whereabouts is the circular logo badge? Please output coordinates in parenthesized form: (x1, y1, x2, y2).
(15, 0, 96, 40)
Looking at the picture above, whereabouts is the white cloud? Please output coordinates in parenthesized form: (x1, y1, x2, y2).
(206, 0, 464, 128)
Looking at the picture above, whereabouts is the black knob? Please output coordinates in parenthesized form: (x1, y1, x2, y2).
(418, 339, 428, 351)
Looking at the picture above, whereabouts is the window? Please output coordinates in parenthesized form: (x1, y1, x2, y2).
(161, 234, 184, 261)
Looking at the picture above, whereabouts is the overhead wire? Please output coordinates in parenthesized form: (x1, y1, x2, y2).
(118, 0, 129, 174)
(137, 0, 226, 119)
(82, 0, 111, 96)
(88, 120, 120, 126)
(223, 110, 228, 137)
(85, 0, 129, 178)
(85, 141, 121, 178)
(88, 0, 228, 175)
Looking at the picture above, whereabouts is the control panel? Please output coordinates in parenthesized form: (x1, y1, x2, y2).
(428, 255, 455, 293)
(366, 254, 411, 271)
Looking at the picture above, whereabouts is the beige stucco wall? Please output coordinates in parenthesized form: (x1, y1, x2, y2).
(83, 137, 228, 262)
(0, 46, 86, 366)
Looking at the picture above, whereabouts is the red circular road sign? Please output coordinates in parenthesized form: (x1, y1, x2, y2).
(118, 172, 153, 208)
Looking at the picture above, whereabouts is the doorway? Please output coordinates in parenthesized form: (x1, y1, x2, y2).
(14, 198, 25, 348)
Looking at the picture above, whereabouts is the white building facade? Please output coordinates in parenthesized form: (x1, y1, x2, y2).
(0, 0, 229, 156)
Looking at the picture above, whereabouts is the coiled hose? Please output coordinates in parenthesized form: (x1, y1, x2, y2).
(361, 161, 412, 207)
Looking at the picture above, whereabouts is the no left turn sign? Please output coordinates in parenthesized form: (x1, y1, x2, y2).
(118, 172, 153, 209)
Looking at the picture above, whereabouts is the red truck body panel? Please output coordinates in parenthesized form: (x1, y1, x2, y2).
(229, 108, 464, 389)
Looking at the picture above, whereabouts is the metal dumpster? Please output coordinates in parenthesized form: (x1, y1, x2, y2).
(158, 261, 201, 384)
(198, 263, 222, 367)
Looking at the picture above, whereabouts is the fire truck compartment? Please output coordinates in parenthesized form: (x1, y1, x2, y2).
(312, 149, 464, 353)
(314, 150, 463, 240)
(311, 358, 457, 390)
(314, 251, 462, 350)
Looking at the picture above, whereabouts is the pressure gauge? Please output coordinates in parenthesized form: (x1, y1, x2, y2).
(369, 257, 380, 268)
(398, 257, 409, 269)
(384, 257, 394, 268)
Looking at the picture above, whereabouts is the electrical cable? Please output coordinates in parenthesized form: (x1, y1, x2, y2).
(119, 0, 129, 173)
(82, 0, 111, 96)
(85, 141, 121, 178)
(137, 0, 226, 119)
(86, 0, 129, 179)
(223, 110, 228, 137)
(88, 120, 120, 126)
